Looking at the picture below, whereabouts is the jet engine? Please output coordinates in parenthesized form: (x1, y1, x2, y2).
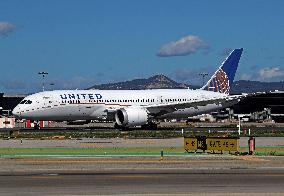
(115, 108, 149, 127)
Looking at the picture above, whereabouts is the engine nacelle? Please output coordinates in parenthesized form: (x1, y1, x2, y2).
(115, 108, 149, 127)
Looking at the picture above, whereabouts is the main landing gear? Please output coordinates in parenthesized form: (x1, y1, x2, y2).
(141, 122, 158, 130)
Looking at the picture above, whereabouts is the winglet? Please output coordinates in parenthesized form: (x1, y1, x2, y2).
(201, 48, 243, 94)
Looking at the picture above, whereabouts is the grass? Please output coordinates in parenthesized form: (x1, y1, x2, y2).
(0, 146, 186, 156)
(3, 129, 284, 140)
(0, 146, 284, 156)
(1, 130, 284, 156)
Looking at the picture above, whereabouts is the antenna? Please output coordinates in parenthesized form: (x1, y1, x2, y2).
(38, 72, 48, 92)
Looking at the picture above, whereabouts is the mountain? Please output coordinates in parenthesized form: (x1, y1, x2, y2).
(230, 80, 284, 94)
(88, 75, 284, 93)
(88, 74, 199, 90)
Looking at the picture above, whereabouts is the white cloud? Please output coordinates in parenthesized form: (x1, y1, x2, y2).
(157, 35, 209, 57)
(258, 67, 284, 79)
(0, 22, 16, 37)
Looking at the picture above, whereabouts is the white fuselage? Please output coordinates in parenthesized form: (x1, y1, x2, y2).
(12, 89, 231, 121)
(12, 48, 244, 126)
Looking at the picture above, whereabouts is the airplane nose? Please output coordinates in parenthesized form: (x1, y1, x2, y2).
(12, 107, 20, 118)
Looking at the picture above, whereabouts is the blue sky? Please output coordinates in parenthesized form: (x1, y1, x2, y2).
(0, 0, 283, 93)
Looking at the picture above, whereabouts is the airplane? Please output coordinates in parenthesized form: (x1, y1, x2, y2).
(12, 48, 244, 129)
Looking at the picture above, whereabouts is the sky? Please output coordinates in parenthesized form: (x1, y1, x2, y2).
(0, 0, 284, 93)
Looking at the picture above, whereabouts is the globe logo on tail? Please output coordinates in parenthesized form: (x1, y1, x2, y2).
(202, 48, 243, 95)
(207, 68, 230, 94)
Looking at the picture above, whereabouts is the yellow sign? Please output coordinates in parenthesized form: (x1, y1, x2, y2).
(206, 138, 239, 151)
(184, 138, 197, 151)
(184, 137, 239, 152)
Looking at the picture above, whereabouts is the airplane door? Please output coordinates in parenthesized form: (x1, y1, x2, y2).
(43, 95, 51, 107)
(77, 101, 87, 117)
(159, 95, 163, 104)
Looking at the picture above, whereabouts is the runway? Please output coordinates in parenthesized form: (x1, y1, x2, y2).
(1, 156, 284, 195)
(0, 169, 284, 195)
(1, 138, 284, 195)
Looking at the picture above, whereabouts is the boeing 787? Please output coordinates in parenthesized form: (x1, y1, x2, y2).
(13, 48, 244, 128)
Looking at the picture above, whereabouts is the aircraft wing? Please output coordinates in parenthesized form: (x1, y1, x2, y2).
(104, 93, 258, 118)
(145, 95, 245, 117)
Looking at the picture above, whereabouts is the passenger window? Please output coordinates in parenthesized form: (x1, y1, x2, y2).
(20, 100, 27, 104)
(25, 100, 32, 104)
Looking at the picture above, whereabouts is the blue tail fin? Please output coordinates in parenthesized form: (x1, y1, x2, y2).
(201, 48, 243, 94)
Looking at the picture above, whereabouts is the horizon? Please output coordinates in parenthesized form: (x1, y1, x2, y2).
(1, 1, 283, 94)
(2, 74, 284, 95)
(90, 74, 284, 87)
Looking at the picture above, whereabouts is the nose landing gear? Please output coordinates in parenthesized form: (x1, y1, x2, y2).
(33, 121, 40, 130)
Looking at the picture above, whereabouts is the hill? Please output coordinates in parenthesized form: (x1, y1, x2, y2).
(88, 75, 284, 93)
(88, 74, 199, 90)
(230, 80, 284, 94)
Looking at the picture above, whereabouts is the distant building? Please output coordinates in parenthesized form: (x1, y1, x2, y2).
(213, 91, 284, 122)
(0, 93, 26, 116)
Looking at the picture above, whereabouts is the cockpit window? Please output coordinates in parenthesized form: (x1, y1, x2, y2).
(25, 100, 32, 104)
(20, 100, 27, 104)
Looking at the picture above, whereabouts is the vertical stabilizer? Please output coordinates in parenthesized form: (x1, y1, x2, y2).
(201, 48, 243, 94)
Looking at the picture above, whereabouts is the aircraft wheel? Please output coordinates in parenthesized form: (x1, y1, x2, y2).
(141, 122, 158, 130)
(33, 121, 40, 130)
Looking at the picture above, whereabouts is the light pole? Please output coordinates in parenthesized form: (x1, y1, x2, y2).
(38, 72, 48, 92)
(199, 72, 208, 86)
(49, 83, 55, 91)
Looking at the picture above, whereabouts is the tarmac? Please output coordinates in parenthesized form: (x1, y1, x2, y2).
(0, 137, 284, 195)
(0, 156, 284, 195)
